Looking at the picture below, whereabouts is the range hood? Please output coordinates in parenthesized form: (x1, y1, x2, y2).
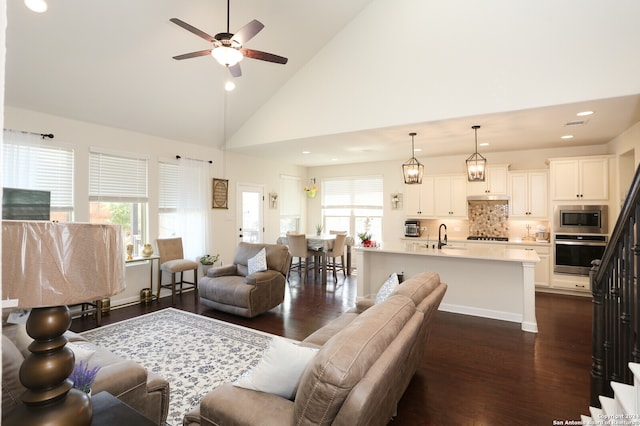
(467, 195, 510, 201)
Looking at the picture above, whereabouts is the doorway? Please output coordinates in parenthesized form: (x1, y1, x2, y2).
(237, 184, 264, 243)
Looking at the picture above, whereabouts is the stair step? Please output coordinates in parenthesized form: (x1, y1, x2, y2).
(630, 362, 640, 413)
(600, 395, 620, 415)
(589, 406, 603, 419)
(612, 381, 636, 414)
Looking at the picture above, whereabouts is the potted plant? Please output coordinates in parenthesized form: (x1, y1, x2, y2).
(358, 232, 373, 247)
(199, 254, 220, 275)
(315, 224, 324, 236)
(69, 360, 101, 395)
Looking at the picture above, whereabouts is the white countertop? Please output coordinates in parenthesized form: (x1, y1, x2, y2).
(355, 241, 540, 263)
(400, 237, 550, 246)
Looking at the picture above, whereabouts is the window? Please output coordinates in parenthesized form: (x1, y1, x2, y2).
(2, 130, 74, 221)
(279, 175, 301, 235)
(89, 149, 148, 254)
(158, 161, 178, 237)
(321, 176, 383, 242)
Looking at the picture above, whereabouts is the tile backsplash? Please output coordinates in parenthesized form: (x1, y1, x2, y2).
(468, 200, 509, 237)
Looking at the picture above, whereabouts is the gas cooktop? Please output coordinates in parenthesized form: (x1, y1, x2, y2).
(467, 236, 509, 241)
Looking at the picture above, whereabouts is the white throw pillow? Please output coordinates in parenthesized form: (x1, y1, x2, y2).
(375, 272, 400, 304)
(247, 248, 268, 275)
(233, 337, 318, 400)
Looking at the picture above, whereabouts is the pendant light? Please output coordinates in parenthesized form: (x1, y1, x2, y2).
(466, 125, 486, 182)
(402, 132, 424, 184)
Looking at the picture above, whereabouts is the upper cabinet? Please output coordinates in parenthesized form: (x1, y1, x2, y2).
(549, 157, 609, 201)
(404, 176, 435, 218)
(509, 170, 548, 219)
(466, 164, 509, 196)
(434, 174, 467, 217)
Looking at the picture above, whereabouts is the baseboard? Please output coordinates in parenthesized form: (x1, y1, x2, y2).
(438, 303, 523, 324)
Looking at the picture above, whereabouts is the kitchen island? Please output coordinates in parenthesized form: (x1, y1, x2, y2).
(354, 242, 540, 332)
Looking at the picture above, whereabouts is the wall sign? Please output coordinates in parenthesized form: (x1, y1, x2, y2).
(212, 178, 229, 209)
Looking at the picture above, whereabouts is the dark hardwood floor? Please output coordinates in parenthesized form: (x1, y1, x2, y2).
(71, 273, 592, 425)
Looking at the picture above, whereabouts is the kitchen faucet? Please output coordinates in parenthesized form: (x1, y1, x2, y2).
(438, 224, 447, 249)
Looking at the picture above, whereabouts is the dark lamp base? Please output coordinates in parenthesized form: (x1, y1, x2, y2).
(5, 305, 94, 426)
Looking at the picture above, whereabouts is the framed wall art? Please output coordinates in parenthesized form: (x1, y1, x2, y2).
(212, 178, 229, 209)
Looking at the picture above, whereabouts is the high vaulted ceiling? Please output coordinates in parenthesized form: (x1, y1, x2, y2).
(5, 0, 640, 167)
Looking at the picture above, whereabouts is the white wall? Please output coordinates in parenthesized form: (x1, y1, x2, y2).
(230, 0, 640, 148)
(4, 106, 305, 306)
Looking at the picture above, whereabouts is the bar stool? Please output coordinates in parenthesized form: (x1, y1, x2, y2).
(156, 237, 199, 305)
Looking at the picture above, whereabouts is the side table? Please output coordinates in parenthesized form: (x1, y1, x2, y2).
(91, 391, 156, 426)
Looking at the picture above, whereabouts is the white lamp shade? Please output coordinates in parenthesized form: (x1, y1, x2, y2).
(2, 221, 126, 308)
(211, 46, 244, 67)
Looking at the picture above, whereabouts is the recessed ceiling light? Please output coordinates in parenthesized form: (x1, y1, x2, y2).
(331, 158, 338, 161)
(24, 0, 47, 12)
(224, 81, 235, 91)
(302, 151, 310, 154)
(577, 111, 594, 117)
(479, 143, 489, 147)
(561, 135, 574, 140)
(414, 148, 422, 152)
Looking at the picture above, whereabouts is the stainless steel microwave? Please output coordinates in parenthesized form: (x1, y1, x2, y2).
(554, 205, 608, 234)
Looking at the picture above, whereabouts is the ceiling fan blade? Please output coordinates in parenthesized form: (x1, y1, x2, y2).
(228, 63, 242, 78)
(241, 48, 288, 64)
(231, 20, 264, 45)
(170, 18, 215, 43)
(172, 49, 212, 60)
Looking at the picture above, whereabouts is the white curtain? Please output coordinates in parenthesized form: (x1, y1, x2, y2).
(176, 158, 209, 261)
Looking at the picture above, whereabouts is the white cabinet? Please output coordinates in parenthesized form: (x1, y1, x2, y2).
(404, 176, 434, 217)
(434, 174, 467, 217)
(508, 243, 550, 288)
(466, 165, 509, 196)
(509, 171, 548, 219)
(549, 157, 609, 201)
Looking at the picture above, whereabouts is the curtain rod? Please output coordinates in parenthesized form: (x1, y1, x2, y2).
(176, 155, 213, 164)
(4, 128, 54, 139)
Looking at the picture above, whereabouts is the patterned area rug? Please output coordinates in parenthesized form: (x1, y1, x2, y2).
(80, 308, 274, 426)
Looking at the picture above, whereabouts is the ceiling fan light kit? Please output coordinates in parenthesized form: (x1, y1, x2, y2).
(211, 46, 243, 67)
(402, 132, 424, 184)
(170, 0, 287, 78)
(466, 125, 487, 182)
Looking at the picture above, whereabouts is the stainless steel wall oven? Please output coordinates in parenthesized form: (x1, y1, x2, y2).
(554, 234, 607, 275)
(553, 205, 609, 276)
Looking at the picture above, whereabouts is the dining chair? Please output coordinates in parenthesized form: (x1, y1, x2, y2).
(156, 237, 199, 305)
(286, 233, 316, 283)
(326, 232, 347, 280)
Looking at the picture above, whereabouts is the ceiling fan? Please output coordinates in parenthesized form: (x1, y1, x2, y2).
(170, 0, 288, 78)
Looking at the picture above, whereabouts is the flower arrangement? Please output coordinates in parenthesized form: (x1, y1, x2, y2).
(358, 232, 373, 247)
(69, 360, 101, 394)
(199, 254, 220, 265)
(315, 224, 324, 235)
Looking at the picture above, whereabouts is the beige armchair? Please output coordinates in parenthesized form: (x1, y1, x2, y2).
(199, 242, 291, 318)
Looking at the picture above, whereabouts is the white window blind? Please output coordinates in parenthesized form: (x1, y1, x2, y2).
(321, 176, 383, 208)
(89, 149, 148, 202)
(2, 131, 74, 211)
(158, 161, 178, 211)
(280, 175, 301, 216)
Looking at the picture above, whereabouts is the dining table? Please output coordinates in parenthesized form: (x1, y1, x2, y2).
(306, 234, 335, 285)
(279, 234, 352, 285)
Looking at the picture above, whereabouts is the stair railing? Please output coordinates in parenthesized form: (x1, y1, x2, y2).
(590, 163, 640, 407)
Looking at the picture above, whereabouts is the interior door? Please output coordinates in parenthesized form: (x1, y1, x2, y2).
(237, 184, 264, 243)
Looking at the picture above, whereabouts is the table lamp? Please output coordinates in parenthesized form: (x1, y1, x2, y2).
(2, 220, 126, 426)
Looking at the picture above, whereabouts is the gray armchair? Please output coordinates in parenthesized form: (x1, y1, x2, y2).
(199, 242, 291, 318)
